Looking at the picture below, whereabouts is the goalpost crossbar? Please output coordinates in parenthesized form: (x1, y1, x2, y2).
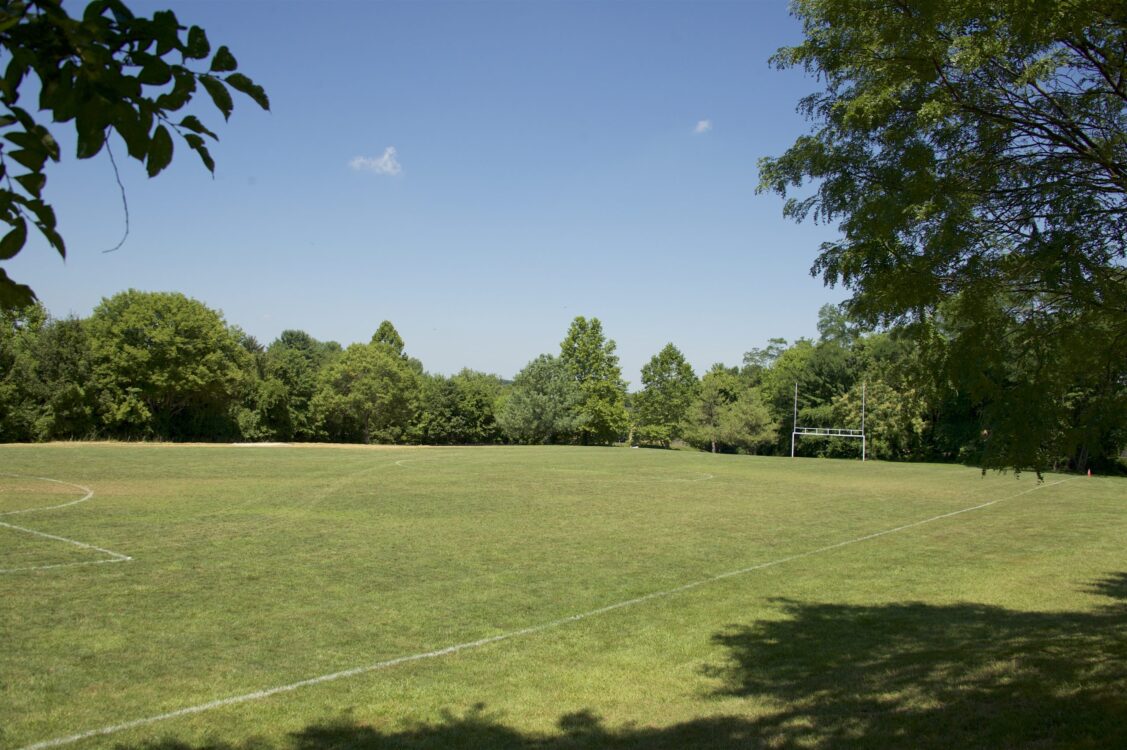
(790, 382, 867, 460)
(793, 426, 864, 438)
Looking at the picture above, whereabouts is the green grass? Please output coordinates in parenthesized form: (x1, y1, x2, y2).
(1, 443, 1124, 750)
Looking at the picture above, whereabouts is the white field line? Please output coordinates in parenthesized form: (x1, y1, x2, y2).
(0, 474, 132, 573)
(0, 473, 97, 516)
(666, 472, 714, 483)
(17, 476, 1073, 750)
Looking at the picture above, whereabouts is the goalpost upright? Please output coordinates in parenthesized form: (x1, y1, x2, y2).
(791, 381, 867, 460)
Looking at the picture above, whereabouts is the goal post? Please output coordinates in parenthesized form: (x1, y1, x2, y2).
(790, 381, 867, 461)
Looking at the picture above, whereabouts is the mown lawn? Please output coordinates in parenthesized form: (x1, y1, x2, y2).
(1, 443, 1124, 750)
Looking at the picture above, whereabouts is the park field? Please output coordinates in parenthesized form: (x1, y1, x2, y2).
(1, 443, 1125, 750)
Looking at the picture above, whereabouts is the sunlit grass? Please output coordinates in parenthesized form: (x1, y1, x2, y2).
(1, 444, 1124, 749)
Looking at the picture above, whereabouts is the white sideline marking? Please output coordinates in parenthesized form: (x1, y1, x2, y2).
(18, 477, 1072, 750)
(0, 474, 132, 573)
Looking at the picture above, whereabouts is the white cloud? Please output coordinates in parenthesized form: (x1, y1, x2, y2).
(694, 119, 713, 134)
(349, 147, 402, 176)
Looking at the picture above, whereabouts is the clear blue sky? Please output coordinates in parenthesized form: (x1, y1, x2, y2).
(8, 0, 844, 385)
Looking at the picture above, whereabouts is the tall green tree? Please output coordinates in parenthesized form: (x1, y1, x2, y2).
(559, 316, 629, 445)
(497, 354, 582, 445)
(685, 364, 743, 454)
(85, 289, 251, 438)
(0, 0, 269, 308)
(260, 330, 340, 440)
(413, 369, 504, 445)
(371, 320, 406, 356)
(719, 388, 778, 455)
(760, 0, 1127, 472)
(311, 341, 418, 444)
(27, 313, 96, 439)
(0, 302, 46, 439)
(632, 343, 698, 447)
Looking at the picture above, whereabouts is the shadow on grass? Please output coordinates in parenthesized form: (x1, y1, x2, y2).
(115, 574, 1127, 750)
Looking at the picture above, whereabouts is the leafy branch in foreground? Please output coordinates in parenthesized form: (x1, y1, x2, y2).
(0, 0, 269, 308)
(761, 0, 1127, 473)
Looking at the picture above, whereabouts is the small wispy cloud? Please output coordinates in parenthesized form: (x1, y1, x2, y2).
(694, 119, 713, 134)
(349, 147, 402, 176)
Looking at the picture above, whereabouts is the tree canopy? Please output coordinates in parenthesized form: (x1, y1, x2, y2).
(559, 316, 629, 445)
(497, 354, 582, 445)
(85, 289, 250, 438)
(3, 293, 1122, 469)
(760, 0, 1127, 473)
(0, 0, 268, 308)
(632, 343, 698, 447)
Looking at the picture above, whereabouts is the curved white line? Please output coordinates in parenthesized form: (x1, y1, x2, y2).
(16, 477, 1073, 749)
(0, 473, 132, 573)
(0, 473, 96, 516)
(642, 472, 715, 483)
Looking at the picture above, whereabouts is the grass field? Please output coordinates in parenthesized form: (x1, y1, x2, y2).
(1, 444, 1125, 750)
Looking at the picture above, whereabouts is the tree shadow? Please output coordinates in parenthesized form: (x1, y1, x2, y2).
(705, 572, 1127, 749)
(113, 573, 1127, 750)
(1085, 571, 1127, 601)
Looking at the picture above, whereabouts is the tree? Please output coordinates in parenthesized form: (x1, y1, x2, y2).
(0, 0, 269, 308)
(311, 342, 418, 444)
(413, 369, 504, 445)
(260, 330, 340, 440)
(558, 316, 629, 445)
(27, 312, 96, 438)
(742, 337, 788, 386)
(371, 320, 405, 356)
(497, 354, 582, 445)
(760, 0, 1127, 472)
(719, 388, 778, 454)
(632, 343, 698, 447)
(85, 289, 251, 438)
(685, 364, 742, 453)
(0, 301, 46, 439)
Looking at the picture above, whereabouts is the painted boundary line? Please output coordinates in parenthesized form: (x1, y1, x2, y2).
(18, 477, 1073, 750)
(0, 473, 133, 573)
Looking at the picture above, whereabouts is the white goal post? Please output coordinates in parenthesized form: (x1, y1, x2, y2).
(790, 382, 867, 461)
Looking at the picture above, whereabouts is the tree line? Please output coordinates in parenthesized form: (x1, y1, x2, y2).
(2, 289, 1122, 472)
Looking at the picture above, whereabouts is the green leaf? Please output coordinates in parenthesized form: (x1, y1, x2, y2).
(186, 137, 215, 173)
(7, 128, 60, 162)
(75, 100, 109, 159)
(43, 66, 79, 122)
(35, 215, 66, 256)
(15, 172, 46, 197)
(84, 1, 110, 23)
(200, 75, 233, 120)
(4, 57, 27, 102)
(39, 129, 60, 161)
(185, 26, 210, 60)
(146, 124, 173, 177)
(8, 148, 47, 172)
(155, 71, 196, 111)
(104, 0, 135, 23)
(4, 130, 42, 150)
(224, 73, 270, 111)
(0, 268, 37, 311)
(138, 58, 172, 86)
(209, 46, 238, 73)
(152, 10, 180, 57)
(0, 218, 26, 260)
(179, 115, 217, 140)
(112, 105, 150, 160)
(0, 14, 22, 34)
